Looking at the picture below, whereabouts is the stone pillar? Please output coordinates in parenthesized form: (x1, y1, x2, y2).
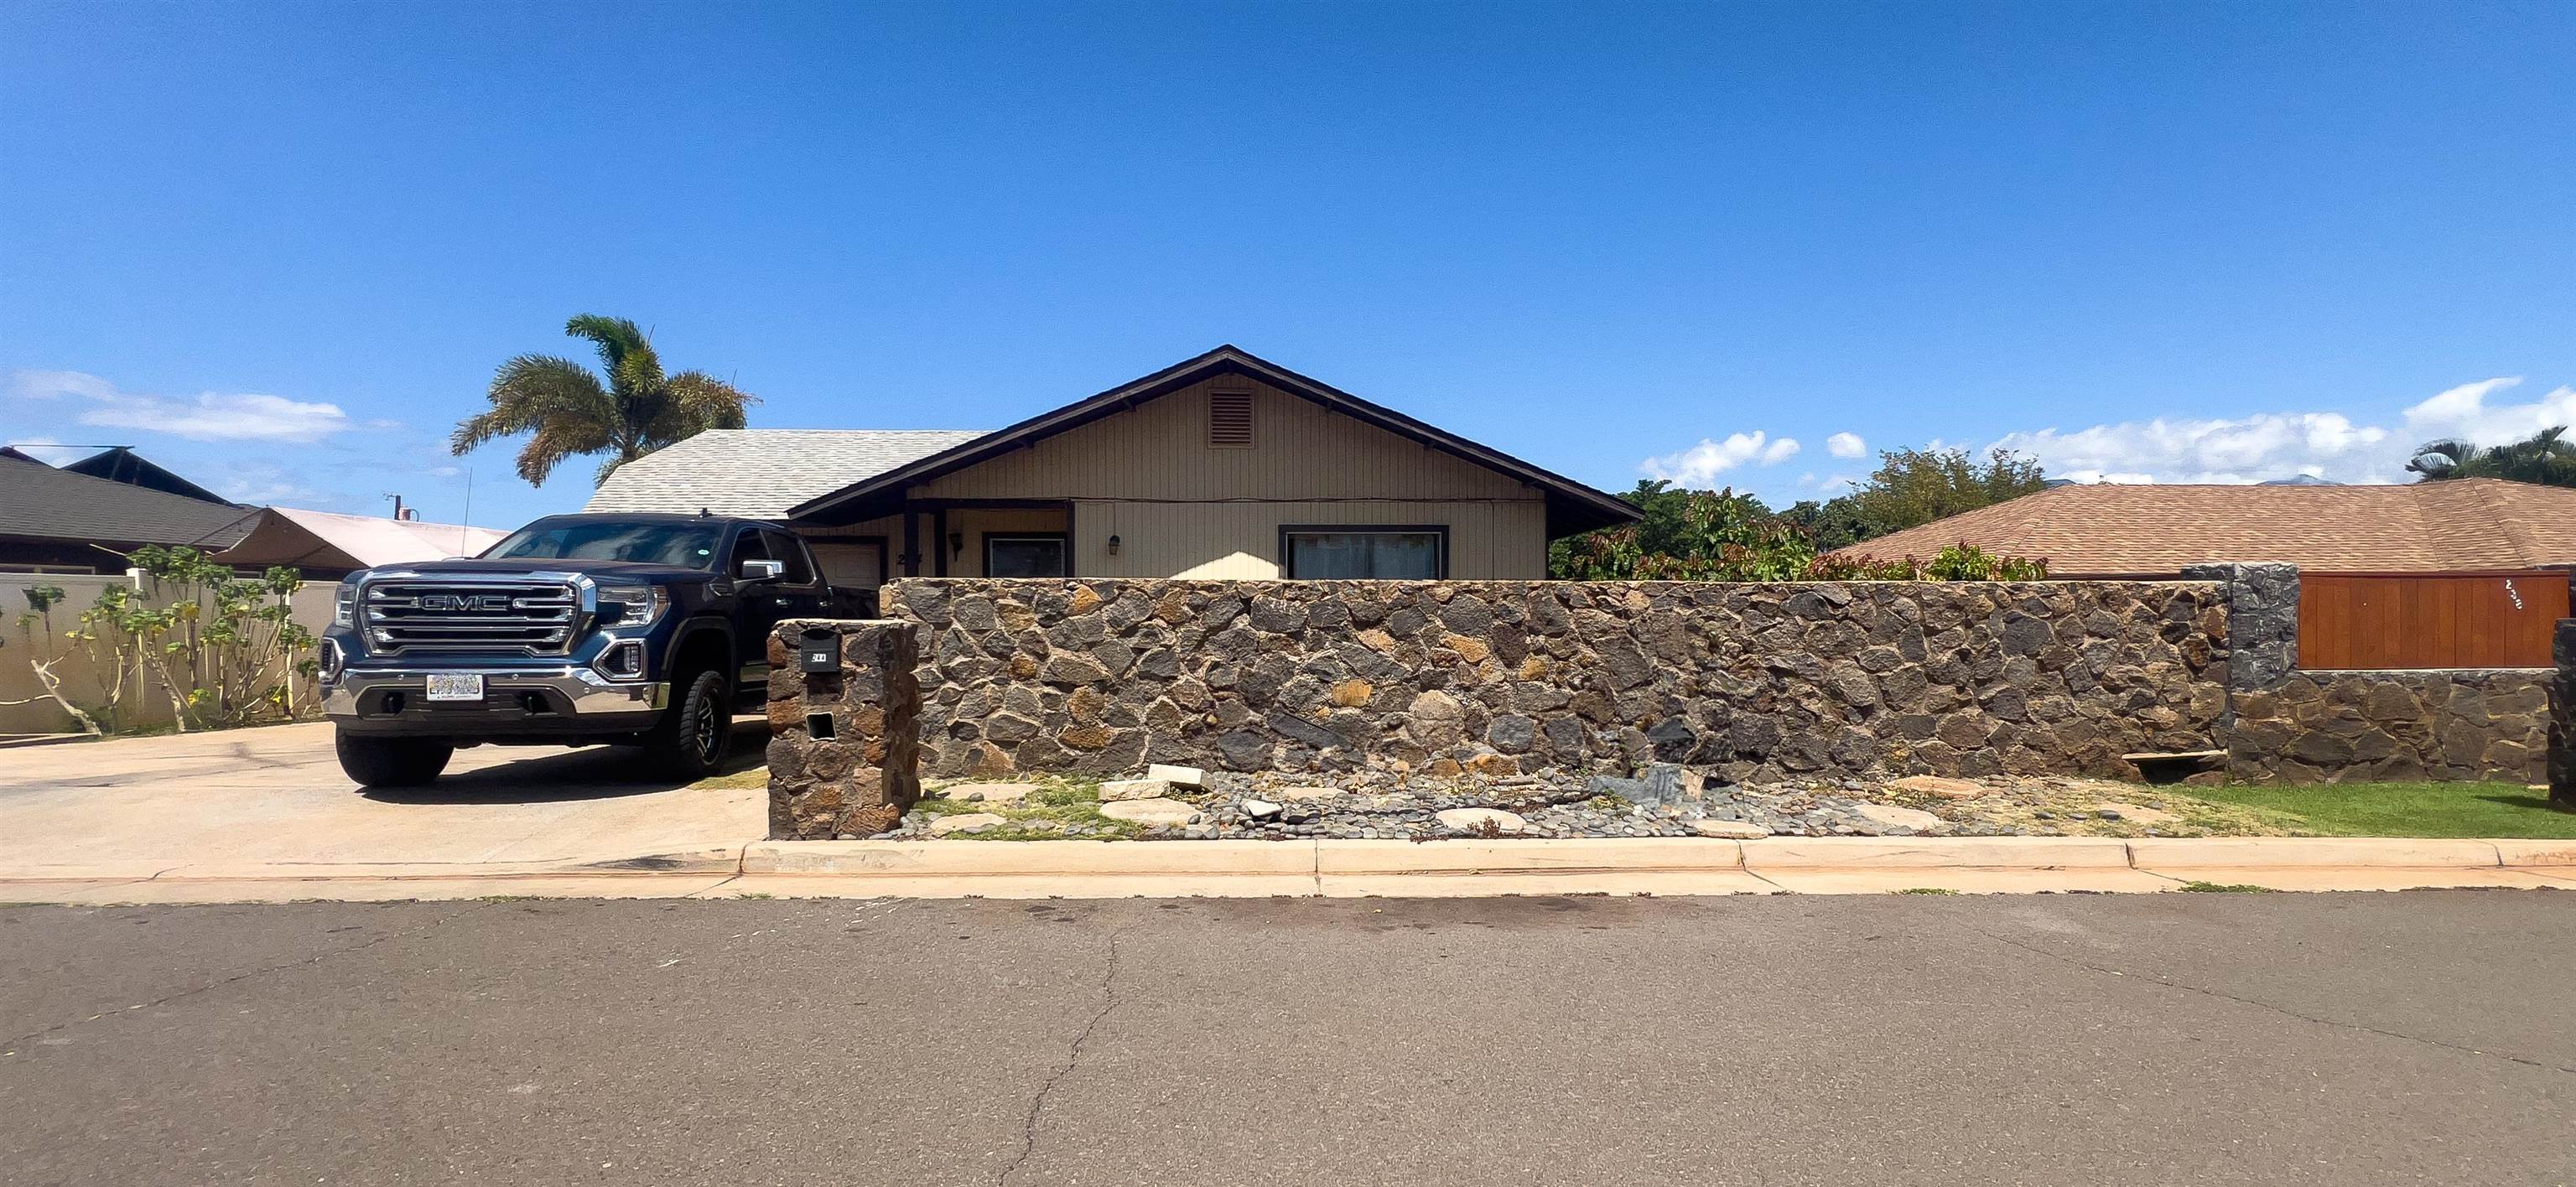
(2551, 619, 2576, 810)
(766, 619, 922, 840)
(2181, 562, 2299, 693)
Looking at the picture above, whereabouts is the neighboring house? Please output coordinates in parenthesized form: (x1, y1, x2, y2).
(0, 450, 257, 573)
(57, 446, 236, 505)
(203, 507, 508, 580)
(587, 345, 1640, 593)
(1848, 479, 2576, 576)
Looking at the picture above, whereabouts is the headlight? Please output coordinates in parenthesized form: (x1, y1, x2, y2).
(333, 580, 358, 628)
(595, 583, 668, 629)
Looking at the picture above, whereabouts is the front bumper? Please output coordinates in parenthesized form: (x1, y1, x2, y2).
(325, 666, 669, 736)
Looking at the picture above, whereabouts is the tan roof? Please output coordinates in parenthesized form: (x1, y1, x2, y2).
(205, 507, 509, 571)
(1841, 479, 2576, 574)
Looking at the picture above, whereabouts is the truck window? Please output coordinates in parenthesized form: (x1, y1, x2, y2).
(761, 530, 814, 584)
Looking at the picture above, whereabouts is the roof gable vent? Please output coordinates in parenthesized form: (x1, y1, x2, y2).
(1208, 389, 1254, 448)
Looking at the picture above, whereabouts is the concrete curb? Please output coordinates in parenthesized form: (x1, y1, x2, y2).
(5, 836, 2571, 903)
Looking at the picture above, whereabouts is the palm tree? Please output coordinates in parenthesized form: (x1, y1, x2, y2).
(2407, 425, 2576, 487)
(450, 315, 756, 485)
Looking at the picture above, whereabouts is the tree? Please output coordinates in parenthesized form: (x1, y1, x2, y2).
(2407, 426, 2576, 487)
(451, 314, 757, 486)
(1545, 483, 2046, 582)
(1839, 445, 2047, 539)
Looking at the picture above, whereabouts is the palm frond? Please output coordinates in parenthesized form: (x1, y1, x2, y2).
(450, 355, 610, 455)
(652, 371, 757, 443)
(564, 315, 652, 381)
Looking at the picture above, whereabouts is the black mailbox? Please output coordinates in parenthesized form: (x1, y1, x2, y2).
(797, 627, 842, 674)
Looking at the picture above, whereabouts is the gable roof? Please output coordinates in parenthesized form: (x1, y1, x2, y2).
(787, 345, 1642, 536)
(206, 507, 510, 572)
(60, 447, 236, 505)
(585, 429, 990, 517)
(0, 456, 259, 553)
(1846, 479, 2576, 575)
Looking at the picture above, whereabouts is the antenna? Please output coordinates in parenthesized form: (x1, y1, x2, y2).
(460, 468, 474, 553)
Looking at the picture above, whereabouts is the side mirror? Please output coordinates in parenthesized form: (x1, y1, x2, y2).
(739, 559, 787, 582)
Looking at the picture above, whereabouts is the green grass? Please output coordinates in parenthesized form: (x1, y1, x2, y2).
(914, 775, 1143, 840)
(2179, 780, 2576, 839)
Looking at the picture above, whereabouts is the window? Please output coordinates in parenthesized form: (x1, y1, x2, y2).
(1208, 389, 1254, 448)
(1280, 526, 1446, 579)
(759, 530, 815, 584)
(483, 517, 724, 568)
(985, 535, 1069, 578)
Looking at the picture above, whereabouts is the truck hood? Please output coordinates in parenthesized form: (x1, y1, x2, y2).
(361, 557, 717, 583)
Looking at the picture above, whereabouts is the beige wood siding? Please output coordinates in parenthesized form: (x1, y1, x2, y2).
(896, 375, 1550, 579)
(917, 377, 1535, 501)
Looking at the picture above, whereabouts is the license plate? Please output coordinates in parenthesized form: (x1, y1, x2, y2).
(425, 673, 486, 702)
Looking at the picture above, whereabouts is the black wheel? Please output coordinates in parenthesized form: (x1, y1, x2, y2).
(647, 668, 732, 778)
(335, 731, 454, 787)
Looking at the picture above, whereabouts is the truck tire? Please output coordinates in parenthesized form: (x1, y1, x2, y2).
(335, 732, 454, 787)
(647, 668, 732, 778)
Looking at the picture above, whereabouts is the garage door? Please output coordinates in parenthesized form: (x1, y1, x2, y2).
(808, 540, 886, 590)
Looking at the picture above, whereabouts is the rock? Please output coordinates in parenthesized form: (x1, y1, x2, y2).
(1274, 785, 1341, 801)
(1436, 807, 1527, 835)
(1852, 803, 1952, 835)
(1639, 762, 1702, 805)
(1690, 820, 1769, 839)
(1215, 730, 1274, 771)
(928, 812, 1006, 837)
(1099, 778, 1173, 801)
(1099, 798, 1203, 826)
(1587, 775, 1649, 802)
(1243, 798, 1283, 819)
(944, 781, 1041, 805)
(2096, 801, 2177, 825)
(1145, 764, 1206, 787)
(1888, 775, 1987, 800)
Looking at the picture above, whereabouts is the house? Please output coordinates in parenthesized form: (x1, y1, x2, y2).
(205, 506, 508, 580)
(587, 345, 1639, 593)
(0, 450, 257, 573)
(55, 446, 236, 505)
(1848, 479, 2576, 577)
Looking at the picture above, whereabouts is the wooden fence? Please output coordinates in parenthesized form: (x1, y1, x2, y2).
(2298, 570, 2569, 670)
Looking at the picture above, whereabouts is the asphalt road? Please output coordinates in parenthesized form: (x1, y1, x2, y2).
(4, 892, 2570, 1186)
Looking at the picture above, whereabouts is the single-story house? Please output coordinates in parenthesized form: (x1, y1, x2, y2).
(1847, 479, 2576, 577)
(205, 506, 507, 580)
(587, 345, 1640, 593)
(0, 449, 256, 573)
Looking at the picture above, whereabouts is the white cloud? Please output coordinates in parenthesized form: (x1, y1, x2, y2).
(1990, 412, 2390, 485)
(1640, 432, 1800, 485)
(1826, 432, 1867, 459)
(1982, 375, 2576, 486)
(11, 369, 356, 443)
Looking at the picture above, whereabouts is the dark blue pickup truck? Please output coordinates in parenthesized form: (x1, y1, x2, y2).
(319, 512, 864, 787)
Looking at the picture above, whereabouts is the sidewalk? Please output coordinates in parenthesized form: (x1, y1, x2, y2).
(8, 836, 2572, 904)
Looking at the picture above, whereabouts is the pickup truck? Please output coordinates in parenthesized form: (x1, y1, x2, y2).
(319, 512, 864, 787)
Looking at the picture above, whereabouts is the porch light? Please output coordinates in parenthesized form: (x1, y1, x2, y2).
(1108, 534, 1121, 555)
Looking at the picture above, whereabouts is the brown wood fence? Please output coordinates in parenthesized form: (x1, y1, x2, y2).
(2298, 571, 2569, 670)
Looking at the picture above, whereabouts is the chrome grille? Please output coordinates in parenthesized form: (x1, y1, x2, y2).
(361, 579, 579, 653)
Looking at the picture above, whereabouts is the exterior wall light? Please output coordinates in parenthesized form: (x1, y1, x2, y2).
(1107, 534, 1121, 555)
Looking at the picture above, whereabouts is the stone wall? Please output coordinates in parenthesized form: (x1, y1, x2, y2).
(765, 619, 922, 840)
(882, 578, 2231, 784)
(2226, 668, 2549, 784)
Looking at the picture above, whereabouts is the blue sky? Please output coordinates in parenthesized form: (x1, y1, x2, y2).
(4, 1, 2572, 531)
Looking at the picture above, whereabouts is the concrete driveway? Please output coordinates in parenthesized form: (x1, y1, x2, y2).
(0, 722, 766, 879)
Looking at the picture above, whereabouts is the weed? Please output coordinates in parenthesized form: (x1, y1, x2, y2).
(2177, 880, 2276, 894)
(1891, 887, 1960, 895)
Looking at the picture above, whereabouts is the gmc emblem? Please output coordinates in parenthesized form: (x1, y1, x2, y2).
(417, 594, 512, 613)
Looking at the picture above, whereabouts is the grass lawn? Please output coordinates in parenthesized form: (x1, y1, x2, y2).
(2182, 780, 2576, 839)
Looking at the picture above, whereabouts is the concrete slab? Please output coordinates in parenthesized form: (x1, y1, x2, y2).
(718, 873, 1320, 899)
(1752, 867, 2181, 894)
(0, 720, 767, 873)
(743, 838, 1319, 876)
(2126, 837, 2506, 868)
(1319, 871, 1776, 897)
(1314, 837, 1742, 874)
(1743, 836, 2132, 869)
(15, 873, 745, 905)
(2491, 839, 2576, 868)
(2136, 867, 2571, 893)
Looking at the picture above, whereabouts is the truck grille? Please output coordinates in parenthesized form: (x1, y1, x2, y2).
(361, 579, 580, 653)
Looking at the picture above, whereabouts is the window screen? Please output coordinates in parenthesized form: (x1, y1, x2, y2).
(1282, 530, 1444, 579)
(985, 536, 1068, 578)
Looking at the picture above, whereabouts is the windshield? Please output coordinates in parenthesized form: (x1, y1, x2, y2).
(481, 519, 725, 568)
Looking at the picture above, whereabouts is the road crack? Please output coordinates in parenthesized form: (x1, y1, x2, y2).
(1968, 924, 2573, 1076)
(2, 902, 488, 1053)
(997, 923, 1125, 1187)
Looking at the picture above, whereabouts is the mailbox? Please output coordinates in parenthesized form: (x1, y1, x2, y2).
(797, 627, 842, 674)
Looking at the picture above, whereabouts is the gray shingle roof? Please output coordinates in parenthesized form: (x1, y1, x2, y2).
(0, 454, 258, 550)
(584, 429, 987, 517)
